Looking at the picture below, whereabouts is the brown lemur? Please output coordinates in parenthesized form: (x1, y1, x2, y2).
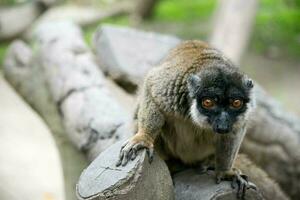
(116, 40, 257, 197)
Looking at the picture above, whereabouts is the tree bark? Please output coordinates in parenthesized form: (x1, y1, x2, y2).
(0, 2, 44, 41)
(210, 0, 258, 64)
(4, 39, 88, 200)
(0, 76, 65, 200)
(131, 0, 158, 24)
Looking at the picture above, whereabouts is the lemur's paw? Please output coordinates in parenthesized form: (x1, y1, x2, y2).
(116, 132, 154, 167)
(216, 169, 257, 199)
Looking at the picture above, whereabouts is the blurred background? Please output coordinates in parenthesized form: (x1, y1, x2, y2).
(0, 0, 299, 200)
(1, 0, 300, 113)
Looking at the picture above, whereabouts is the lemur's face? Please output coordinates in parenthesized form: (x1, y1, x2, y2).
(187, 66, 255, 134)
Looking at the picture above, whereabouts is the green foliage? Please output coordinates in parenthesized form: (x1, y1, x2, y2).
(153, 0, 216, 22)
(152, 0, 300, 58)
(252, 0, 300, 57)
(0, 0, 30, 6)
(0, 42, 10, 68)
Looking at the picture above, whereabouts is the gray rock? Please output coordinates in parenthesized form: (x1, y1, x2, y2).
(93, 24, 181, 91)
(173, 169, 263, 200)
(77, 140, 174, 200)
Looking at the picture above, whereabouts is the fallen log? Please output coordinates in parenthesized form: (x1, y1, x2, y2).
(93, 24, 180, 92)
(0, 2, 43, 40)
(0, 0, 58, 41)
(76, 141, 174, 200)
(3, 36, 88, 200)
(0, 76, 65, 200)
(29, 1, 133, 33)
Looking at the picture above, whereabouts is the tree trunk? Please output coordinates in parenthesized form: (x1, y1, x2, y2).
(131, 0, 158, 24)
(210, 0, 258, 64)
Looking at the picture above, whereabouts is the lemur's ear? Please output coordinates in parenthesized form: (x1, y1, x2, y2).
(187, 74, 201, 98)
(244, 77, 254, 89)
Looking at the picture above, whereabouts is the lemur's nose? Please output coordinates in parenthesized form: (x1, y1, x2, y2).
(214, 112, 231, 134)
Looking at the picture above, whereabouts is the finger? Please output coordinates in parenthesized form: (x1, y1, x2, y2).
(247, 182, 257, 190)
(127, 149, 133, 160)
(241, 174, 249, 182)
(237, 176, 245, 199)
(120, 141, 128, 152)
(147, 148, 154, 163)
(121, 140, 129, 148)
(231, 176, 237, 189)
(237, 180, 245, 199)
(133, 143, 144, 150)
(236, 176, 242, 199)
(121, 148, 131, 166)
(216, 176, 222, 184)
(116, 150, 124, 167)
(242, 182, 247, 200)
(131, 148, 137, 160)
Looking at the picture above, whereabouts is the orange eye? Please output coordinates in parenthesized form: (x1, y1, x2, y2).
(202, 98, 215, 109)
(231, 99, 243, 109)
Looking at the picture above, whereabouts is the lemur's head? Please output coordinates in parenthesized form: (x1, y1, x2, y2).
(187, 63, 255, 134)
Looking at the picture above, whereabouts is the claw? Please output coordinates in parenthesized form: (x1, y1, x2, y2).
(131, 148, 137, 160)
(147, 148, 154, 163)
(231, 176, 238, 189)
(233, 173, 256, 200)
(217, 170, 257, 200)
(247, 182, 257, 190)
(116, 139, 154, 167)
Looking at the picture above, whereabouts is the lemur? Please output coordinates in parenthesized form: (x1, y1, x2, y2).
(116, 40, 257, 199)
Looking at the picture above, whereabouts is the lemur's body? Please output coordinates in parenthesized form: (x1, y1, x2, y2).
(117, 40, 256, 198)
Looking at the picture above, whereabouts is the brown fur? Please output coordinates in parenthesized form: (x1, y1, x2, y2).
(118, 40, 287, 199)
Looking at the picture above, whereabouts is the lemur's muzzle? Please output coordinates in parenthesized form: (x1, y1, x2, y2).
(213, 112, 232, 134)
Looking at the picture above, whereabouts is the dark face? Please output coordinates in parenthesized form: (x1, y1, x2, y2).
(188, 66, 253, 134)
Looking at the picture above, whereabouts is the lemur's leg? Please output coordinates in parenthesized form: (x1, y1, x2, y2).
(116, 85, 165, 167)
(215, 127, 256, 199)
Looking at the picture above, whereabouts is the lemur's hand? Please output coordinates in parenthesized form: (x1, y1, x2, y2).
(116, 132, 154, 167)
(216, 168, 257, 199)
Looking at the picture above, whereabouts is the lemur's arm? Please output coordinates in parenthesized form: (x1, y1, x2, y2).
(215, 127, 246, 174)
(214, 126, 255, 198)
(116, 80, 165, 166)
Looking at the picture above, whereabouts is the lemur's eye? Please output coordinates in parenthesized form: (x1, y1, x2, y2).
(230, 99, 243, 109)
(202, 98, 215, 109)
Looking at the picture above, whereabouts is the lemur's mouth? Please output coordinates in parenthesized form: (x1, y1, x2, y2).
(213, 126, 231, 134)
